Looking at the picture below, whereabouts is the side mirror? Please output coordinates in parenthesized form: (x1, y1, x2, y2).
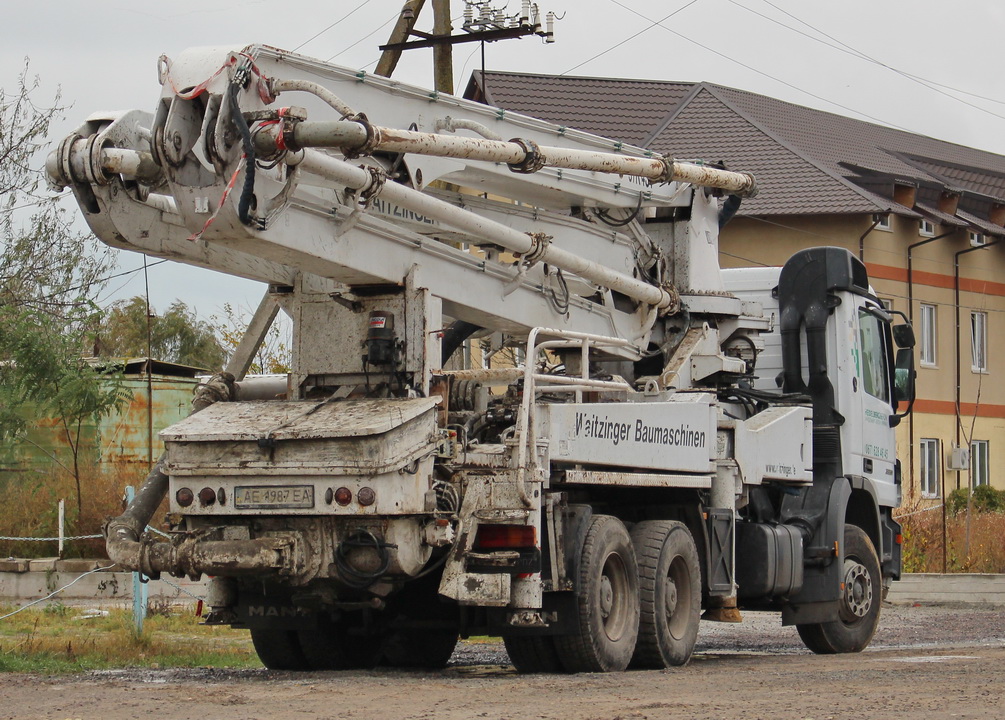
(892, 323, 915, 349)
(890, 347, 916, 426)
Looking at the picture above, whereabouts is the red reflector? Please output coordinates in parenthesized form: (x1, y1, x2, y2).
(176, 488, 194, 507)
(474, 524, 536, 550)
(334, 487, 352, 506)
(895, 533, 903, 545)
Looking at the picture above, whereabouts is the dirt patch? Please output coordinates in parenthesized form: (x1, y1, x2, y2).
(1, 605, 1002, 720)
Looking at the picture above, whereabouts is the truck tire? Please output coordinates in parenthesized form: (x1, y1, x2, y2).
(297, 615, 382, 670)
(382, 629, 458, 668)
(796, 524, 881, 654)
(554, 514, 639, 673)
(630, 520, 701, 668)
(250, 628, 309, 670)
(504, 635, 565, 673)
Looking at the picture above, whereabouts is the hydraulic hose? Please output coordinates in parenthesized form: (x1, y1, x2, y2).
(228, 81, 256, 226)
(441, 320, 482, 363)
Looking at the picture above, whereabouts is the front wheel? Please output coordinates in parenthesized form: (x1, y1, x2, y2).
(796, 524, 881, 654)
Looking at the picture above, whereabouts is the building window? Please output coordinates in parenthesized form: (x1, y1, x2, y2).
(879, 298, 894, 311)
(919, 303, 937, 366)
(971, 440, 989, 487)
(920, 438, 941, 498)
(873, 213, 892, 231)
(919, 219, 935, 237)
(971, 311, 988, 372)
(969, 231, 986, 247)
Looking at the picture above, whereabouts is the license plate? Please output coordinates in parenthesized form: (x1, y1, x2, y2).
(234, 485, 315, 509)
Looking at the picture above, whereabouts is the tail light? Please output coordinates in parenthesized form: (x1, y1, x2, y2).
(473, 524, 536, 550)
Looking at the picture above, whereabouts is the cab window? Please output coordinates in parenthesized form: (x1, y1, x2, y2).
(858, 307, 890, 403)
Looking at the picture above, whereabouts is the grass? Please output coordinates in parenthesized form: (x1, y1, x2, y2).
(0, 603, 260, 673)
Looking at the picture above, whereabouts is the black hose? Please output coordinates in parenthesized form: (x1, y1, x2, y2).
(334, 531, 394, 589)
(718, 194, 742, 229)
(441, 320, 482, 363)
(227, 81, 256, 226)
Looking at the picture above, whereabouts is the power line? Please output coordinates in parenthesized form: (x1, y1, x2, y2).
(603, 0, 911, 132)
(561, 0, 700, 76)
(731, 0, 1005, 124)
(292, 0, 372, 53)
(0, 192, 72, 215)
(757, 0, 1005, 109)
(38, 259, 170, 304)
(327, 9, 401, 62)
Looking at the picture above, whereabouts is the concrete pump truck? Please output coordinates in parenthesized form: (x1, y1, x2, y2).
(47, 43, 914, 672)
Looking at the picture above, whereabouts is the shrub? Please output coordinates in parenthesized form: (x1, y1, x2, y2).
(0, 462, 157, 559)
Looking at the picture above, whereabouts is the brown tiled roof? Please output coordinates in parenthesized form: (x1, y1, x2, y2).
(465, 71, 1005, 224)
(468, 70, 693, 146)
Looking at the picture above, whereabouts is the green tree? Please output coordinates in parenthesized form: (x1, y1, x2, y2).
(1, 61, 124, 513)
(212, 302, 291, 374)
(96, 296, 227, 371)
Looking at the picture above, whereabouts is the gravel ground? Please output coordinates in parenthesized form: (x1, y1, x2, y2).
(0, 604, 1001, 720)
(447, 603, 1005, 667)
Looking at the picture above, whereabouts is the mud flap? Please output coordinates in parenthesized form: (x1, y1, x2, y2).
(780, 476, 850, 626)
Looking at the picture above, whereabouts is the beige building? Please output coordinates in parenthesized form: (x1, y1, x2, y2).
(466, 71, 1005, 502)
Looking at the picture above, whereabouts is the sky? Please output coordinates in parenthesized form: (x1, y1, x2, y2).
(4, 0, 1005, 320)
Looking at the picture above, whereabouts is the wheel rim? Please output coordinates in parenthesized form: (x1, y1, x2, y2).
(599, 551, 632, 642)
(840, 556, 873, 623)
(665, 554, 693, 640)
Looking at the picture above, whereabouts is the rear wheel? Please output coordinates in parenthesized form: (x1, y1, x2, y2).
(796, 525, 881, 654)
(630, 520, 701, 668)
(554, 515, 639, 673)
(382, 629, 459, 668)
(250, 628, 309, 670)
(297, 614, 382, 670)
(504, 635, 565, 673)
(380, 569, 459, 669)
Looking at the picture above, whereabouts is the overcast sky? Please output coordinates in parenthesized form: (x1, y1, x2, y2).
(4, 0, 1004, 320)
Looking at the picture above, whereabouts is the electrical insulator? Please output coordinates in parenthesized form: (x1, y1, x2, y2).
(545, 11, 555, 43)
(521, 0, 530, 23)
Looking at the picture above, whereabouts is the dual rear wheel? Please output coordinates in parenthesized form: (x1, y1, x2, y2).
(506, 515, 701, 673)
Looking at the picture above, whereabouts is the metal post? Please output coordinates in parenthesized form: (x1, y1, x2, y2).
(125, 486, 148, 634)
(57, 500, 65, 558)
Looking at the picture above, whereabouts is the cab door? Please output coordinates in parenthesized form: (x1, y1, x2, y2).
(848, 302, 898, 505)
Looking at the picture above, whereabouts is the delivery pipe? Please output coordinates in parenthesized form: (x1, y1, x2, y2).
(291, 148, 679, 311)
(255, 120, 757, 197)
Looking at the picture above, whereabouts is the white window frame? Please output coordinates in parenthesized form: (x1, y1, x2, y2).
(919, 303, 937, 367)
(920, 438, 941, 498)
(873, 213, 892, 231)
(969, 231, 986, 247)
(919, 219, 935, 237)
(971, 439, 989, 487)
(971, 311, 988, 373)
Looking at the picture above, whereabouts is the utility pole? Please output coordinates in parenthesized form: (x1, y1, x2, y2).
(378, 1, 557, 92)
(431, 0, 454, 93)
(375, 1, 427, 78)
